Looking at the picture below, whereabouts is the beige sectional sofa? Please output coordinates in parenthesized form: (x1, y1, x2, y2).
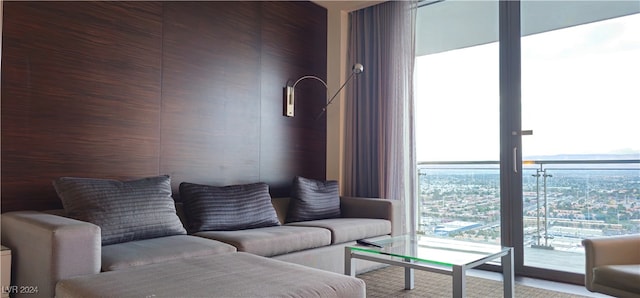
(56, 252, 367, 298)
(1, 195, 399, 298)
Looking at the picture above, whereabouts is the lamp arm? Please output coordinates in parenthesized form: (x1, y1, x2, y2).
(314, 72, 356, 120)
(292, 75, 328, 89)
(285, 63, 362, 118)
(284, 75, 328, 117)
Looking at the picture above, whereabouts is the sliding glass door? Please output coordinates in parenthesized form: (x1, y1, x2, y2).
(520, 2, 640, 276)
(415, 0, 640, 284)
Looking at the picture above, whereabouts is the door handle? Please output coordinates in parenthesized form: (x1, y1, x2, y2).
(512, 130, 533, 136)
(513, 146, 518, 173)
(511, 130, 531, 174)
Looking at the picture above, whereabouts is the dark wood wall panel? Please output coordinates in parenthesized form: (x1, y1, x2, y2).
(160, 2, 262, 192)
(1, 1, 327, 211)
(1, 2, 164, 211)
(259, 2, 327, 196)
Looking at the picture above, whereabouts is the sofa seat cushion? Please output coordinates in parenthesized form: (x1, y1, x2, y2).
(57, 252, 365, 298)
(287, 218, 391, 244)
(593, 264, 640, 294)
(101, 235, 236, 271)
(194, 226, 331, 257)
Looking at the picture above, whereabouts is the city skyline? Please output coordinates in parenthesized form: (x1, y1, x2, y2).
(417, 166, 639, 243)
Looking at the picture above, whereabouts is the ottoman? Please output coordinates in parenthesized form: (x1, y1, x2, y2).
(56, 252, 365, 297)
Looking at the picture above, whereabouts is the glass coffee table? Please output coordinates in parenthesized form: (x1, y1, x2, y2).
(345, 235, 514, 298)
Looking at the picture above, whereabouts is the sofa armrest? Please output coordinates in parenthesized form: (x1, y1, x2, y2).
(582, 234, 640, 290)
(340, 196, 402, 236)
(1, 211, 101, 298)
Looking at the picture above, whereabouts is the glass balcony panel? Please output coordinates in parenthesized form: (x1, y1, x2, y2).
(418, 160, 640, 274)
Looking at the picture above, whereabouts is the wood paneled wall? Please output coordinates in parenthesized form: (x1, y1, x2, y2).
(1, 1, 327, 212)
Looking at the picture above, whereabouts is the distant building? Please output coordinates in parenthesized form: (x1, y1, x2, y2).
(434, 221, 482, 236)
(549, 226, 603, 238)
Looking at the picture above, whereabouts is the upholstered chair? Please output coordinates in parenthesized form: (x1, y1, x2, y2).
(582, 234, 640, 297)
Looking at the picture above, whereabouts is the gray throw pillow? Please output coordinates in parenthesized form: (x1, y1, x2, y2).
(286, 176, 341, 223)
(53, 175, 186, 246)
(179, 182, 281, 233)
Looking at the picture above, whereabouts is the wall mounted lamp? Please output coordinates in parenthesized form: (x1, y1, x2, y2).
(284, 63, 364, 118)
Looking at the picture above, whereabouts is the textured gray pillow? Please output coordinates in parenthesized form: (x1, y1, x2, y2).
(53, 175, 186, 246)
(286, 176, 341, 223)
(179, 182, 281, 233)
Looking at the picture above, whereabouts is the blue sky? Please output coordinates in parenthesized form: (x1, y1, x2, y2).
(415, 13, 640, 162)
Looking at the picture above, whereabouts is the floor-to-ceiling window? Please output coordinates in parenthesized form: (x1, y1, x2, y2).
(415, 0, 639, 283)
(414, 0, 523, 273)
(415, 0, 501, 245)
(520, 2, 640, 276)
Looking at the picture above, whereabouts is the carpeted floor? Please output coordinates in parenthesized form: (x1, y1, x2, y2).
(357, 266, 591, 298)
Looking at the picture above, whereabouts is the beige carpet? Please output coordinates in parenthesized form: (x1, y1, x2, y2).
(357, 266, 591, 298)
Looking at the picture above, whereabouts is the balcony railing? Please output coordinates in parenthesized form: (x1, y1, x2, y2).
(417, 158, 640, 273)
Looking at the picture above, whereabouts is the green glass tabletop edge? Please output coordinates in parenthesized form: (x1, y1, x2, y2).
(349, 246, 455, 267)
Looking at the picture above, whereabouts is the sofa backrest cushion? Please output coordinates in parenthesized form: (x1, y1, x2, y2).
(179, 182, 281, 233)
(45, 198, 290, 228)
(53, 175, 187, 246)
(286, 176, 341, 223)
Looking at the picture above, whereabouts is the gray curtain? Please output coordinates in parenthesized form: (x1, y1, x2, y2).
(344, 1, 417, 234)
